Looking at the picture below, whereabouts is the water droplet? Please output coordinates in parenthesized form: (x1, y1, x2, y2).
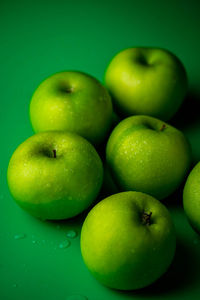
(193, 239, 199, 245)
(14, 234, 26, 240)
(67, 295, 88, 300)
(12, 283, 18, 288)
(66, 230, 77, 239)
(56, 225, 61, 229)
(59, 239, 70, 249)
(32, 240, 36, 244)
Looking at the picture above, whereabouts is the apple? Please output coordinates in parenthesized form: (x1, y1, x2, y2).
(30, 71, 113, 146)
(105, 47, 187, 121)
(81, 191, 176, 290)
(183, 162, 200, 233)
(7, 131, 103, 220)
(106, 115, 191, 200)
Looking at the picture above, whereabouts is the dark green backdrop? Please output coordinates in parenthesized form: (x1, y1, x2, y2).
(1, 0, 200, 299)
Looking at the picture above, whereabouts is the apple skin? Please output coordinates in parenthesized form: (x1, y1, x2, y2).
(183, 162, 200, 233)
(30, 71, 113, 146)
(81, 191, 176, 290)
(7, 131, 103, 220)
(105, 47, 187, 121)
(106, 115, 191, 200)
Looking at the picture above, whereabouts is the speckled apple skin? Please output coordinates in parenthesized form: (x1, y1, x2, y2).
(30, 71, 113, 146)
(81, 191, 176, 290)
(105, 47, 187, 121)
(7, 131, 103, 220)
(106, 115, 191, 200)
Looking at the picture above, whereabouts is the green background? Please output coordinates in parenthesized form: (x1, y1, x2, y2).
(1, 0, 200, 299)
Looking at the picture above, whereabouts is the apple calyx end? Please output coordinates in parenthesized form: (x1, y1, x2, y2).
(142, 211, 152, 226)
(160, 124, 166, 131)
(53, 149, 56, 158)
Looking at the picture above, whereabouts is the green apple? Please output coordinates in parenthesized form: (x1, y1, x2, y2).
(30, 71, 113, 145)
(183, 162, 200, 233)
(7, 131, 103, 220)
(105, 47, 187, 120)
(81, 191, 176, 290)
(106, 115, 191, 200)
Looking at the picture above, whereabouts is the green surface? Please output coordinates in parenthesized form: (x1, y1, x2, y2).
(1, 0, 200, 299)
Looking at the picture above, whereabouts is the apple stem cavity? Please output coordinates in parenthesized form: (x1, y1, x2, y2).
(142, 211, 152, 226)
(160, 124, 166, 131)
(53, 149, 56, 158)
(65, 87, 73, 93)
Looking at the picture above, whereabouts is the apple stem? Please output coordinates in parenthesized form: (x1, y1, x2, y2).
(142, 211, 152, 226)
(160, 124, 166, 131)
(53, 149, 56, 158)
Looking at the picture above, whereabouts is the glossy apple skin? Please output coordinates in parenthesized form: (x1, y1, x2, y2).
(81, 191, 176, 290)
(30, 71, 113, 145)
(105, 47, 187, 121)
(106, 115, 191, 200)
(183, 162, 200, 233)
(7, 131, 103, 220)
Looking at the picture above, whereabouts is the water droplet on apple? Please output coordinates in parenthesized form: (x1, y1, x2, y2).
(14, 233, 26, 240)
(56, 224, 61, 229)
(59, 239, 70, 249)
(66, 230, 77, 239)
(12, 283, 18, 288)
(67, 295, 88, 300)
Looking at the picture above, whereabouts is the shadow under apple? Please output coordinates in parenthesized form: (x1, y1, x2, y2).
(115, 235, 199, 298)
(170, 90, 200, 130)
(170, 91, 200, 164)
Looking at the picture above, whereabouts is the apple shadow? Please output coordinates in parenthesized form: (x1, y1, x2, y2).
(24, 166, 119, 234)
(44, 181, 115, 232)
(115, 235, 199, 299)
(170, 90, 200, 130)
(162, 183, 185, 208)
(95, 110, 122, 162)
(45, 210, 87, 235)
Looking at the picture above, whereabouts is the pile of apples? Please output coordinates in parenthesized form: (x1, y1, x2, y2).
(7, 47, 200, 290)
